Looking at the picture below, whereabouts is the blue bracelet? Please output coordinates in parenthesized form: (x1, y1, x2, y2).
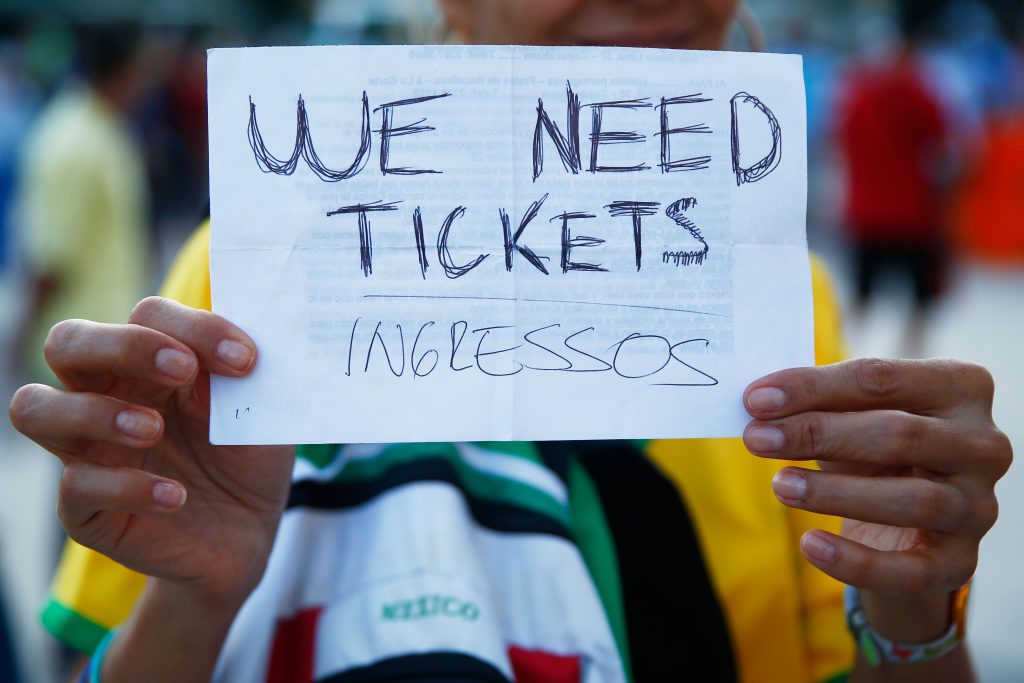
(84, 628, 118, 683)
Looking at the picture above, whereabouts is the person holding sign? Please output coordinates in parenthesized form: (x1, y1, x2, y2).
(9, 2, 1011, 682)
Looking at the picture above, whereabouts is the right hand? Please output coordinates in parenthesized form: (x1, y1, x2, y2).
(8, 297, 295, 606)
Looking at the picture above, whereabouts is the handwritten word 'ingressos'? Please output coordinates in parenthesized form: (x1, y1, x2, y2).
(335, 318, 719, 387)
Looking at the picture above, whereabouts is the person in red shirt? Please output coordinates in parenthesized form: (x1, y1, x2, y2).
(837, 31, 951, 357)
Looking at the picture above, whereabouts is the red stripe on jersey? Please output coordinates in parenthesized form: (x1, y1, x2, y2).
(267, 606, 324, 683)
(508, 645, 581, 683)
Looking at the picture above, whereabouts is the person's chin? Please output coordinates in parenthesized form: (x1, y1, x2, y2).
(566, 32, 700, 50)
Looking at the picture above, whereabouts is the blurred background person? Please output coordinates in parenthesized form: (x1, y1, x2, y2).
(0, 20, 40, 282)
(948, 3, 1024, 266)
(2, 22, 160, 681)
(919, 1, 1024, 144)
(11, 22, 155, 385)
(834, 2, 955, 358)
(952, 95, 1024, 265)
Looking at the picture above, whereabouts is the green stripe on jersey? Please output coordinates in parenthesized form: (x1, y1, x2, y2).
(567, 456, 632, 682)
(296, 443, 337, 469)
(297, 442, 546, 470)
(473, 441, 544, 465)
(40, 597, 108, 654)
(298, 442, 570, 529)
(821, 673, 850, 683)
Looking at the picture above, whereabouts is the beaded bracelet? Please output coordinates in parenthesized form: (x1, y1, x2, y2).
(845, 586, 961, 666)
(77, 628, 118, 683)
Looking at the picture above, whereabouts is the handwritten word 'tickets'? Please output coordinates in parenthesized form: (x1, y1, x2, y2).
(323, 194, 706, 279)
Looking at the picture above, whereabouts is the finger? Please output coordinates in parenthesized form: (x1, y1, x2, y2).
(45, 319, 200, 392)
(58, 461, 187, 531)
(771, 467, 978, 533)
(9, 384, 164, 456)
(744, 358, 995, 420)
(746, 409, 1011, 477)
(798, 529, 975, 597)
(744, 410, 968, 473)
(129, 297, 257, 377)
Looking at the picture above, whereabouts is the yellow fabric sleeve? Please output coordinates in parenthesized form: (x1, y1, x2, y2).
(798, 254, 853, 683)
(157, 220, 213, 312)
(646, 255, 852, 683)
(810, 253, 848, 367)
(41, 221, 213, 653)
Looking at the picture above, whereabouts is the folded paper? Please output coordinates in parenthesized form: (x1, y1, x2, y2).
(207, 44, 812, 444)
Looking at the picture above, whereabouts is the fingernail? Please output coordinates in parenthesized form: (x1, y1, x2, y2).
(747, 387, 787, 412)
(216, 339, 254, 371)
(745, 424, 786, 452)
(115, 410, 160, 440)
(773, 469, 807, 501)
(802, 532, 836, 565)
(153, 482, 186, 509)
(155, 348, 196, 381)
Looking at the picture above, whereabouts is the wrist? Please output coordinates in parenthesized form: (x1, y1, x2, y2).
(846, 584, 970, 670)
(859, 590, 953, 643)
(161, 540, 274, 612)
(100, 579, 246, 683)
(147, 577, 251, 624)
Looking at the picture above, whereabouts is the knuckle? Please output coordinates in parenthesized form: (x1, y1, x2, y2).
(848, 544, 877, 580)
(960, 427, 1014, 478)
(962, 361, 995, 401)
(43, 319, 80, 362)
(888, 413, 925, 457)
(8, 384, 43, 432)
(129, 296, 165, 324)
(853, 358, 902, 400)
(54, 496, 71, 530)
(56, 464, 110, 548)
(898, 562, 932, 598)
(987, 429, 1013, 478)
(969, 493, 1000, 532)
(909, 483, 960, 527)
(798, 415, 827, 457)
(117, 325, 149, 367)
(945, 487, 972, 528)
(57, 464, 85, 511)
(55, 492, 90, 544)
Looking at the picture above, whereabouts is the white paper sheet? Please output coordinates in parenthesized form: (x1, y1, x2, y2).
(207, 44, 812, 445)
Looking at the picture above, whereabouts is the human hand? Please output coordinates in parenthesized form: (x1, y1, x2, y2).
(9, 297, 295, 607)
(742, 358, 1011, 600)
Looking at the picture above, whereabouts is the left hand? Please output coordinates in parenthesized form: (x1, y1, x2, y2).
(742, 358, 1012, 598)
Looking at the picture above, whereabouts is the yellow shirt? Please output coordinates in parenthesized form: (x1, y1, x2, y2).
(18, 85, 150, 380)
(42, 222, 852, 682)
